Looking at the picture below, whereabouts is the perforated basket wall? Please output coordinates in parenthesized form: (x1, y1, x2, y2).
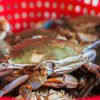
(0, 0, 100, 33)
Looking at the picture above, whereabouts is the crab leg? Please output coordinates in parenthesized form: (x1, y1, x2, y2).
(41, 49, 96, 69)
(0, 63, 23, 71)
(37, 56, 81, 70)
(0, 69, 12, 77)
(54, 56, 80, 66)
(82, 40, 100, 52)
(53, 61, 85, 75)
(0, 75, 29, 96)
(84, 63, 100, 79)
(80, 49, 96, 62)
(53, 49, 100, 77)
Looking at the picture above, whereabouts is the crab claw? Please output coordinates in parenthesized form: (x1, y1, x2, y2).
(0, 75, 28, 96)
(64, 74, 78, 88)
(53, 61, 85, 75)
(19, 75, 47, 97)
(43, 75, 78, 89)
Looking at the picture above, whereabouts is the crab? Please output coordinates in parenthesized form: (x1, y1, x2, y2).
(0, 40, 11, 61)
(16, 89, 73, 100)
(0, 37, 99, 97)
(44, 16, 99, 43)
(67, 16, 100, 33)
(6, 19, 99, 46)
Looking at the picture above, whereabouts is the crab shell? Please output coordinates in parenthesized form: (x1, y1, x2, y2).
(8, 37, 87, 65)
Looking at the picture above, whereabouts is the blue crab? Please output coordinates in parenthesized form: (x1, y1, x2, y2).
(0, 37, 99, 97)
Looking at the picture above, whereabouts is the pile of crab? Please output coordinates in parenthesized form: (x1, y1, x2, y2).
(0, 16, 100, 100)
